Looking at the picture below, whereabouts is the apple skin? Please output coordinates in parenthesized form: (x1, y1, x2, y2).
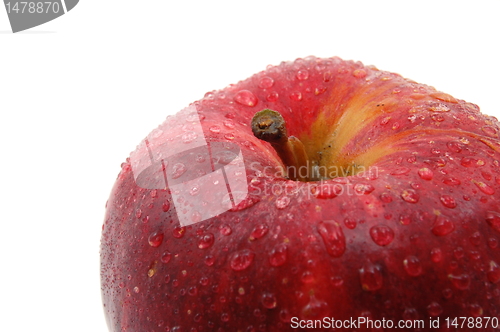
(101, 56, 500, 331)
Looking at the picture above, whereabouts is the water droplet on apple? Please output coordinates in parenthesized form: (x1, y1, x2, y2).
(219, 224, 232, 236)
(344, 218, 357, 229)
(487, 261, 500, 283)
(432, 114, 445, 122)
(189, 186, 200, 196)
(399, 214, 411, 225)
(133, 286, 140, 293)
(301, 271, 315, 283)
(443, 177, 461, 186)
(474, 181, 495, 195)
(172, 226, 185, 238)
(234, 90, 258, 107)
(269, 243, 288, 267)
(266, 91, 279, 102)
(209, 125, 221, 133)
(161, 251, 172, 263)
(275, 196, 291, 209)
(482, 125, 498, 137)
(448, 273, 470, 290)
(489, 237, 499, 249)
(432, 216, 455, 236)
(172, 163, 187, 179)
(380, 192, 393, 203)
(296, 69, 309, 81)
(249, 224, 269, 240)
(262, 292, 278, 309)
(204, 254, 215, 266)
(440, 195, 457, 208)
(148, 231, 164, 247)
(486, 211, 500, 232)
(289, 91, 302, 101)
(418, 168, 433, 180)
(258, 76, 274, 89)
(401, 189, 419, 203)
(223, 119, 235, 129)
(390, 167, 411, 175)
(427, 302, 443, 316)
(198, 233, 215, 249)
(429, 104, 451, 112)
(301, 295, 329, 319)
(224, 133, 235, 140)
(430, 248, 443, 262)
(353, 69, 367, 78)
(230, 249, 255, 271)
(403, 256, 423, 276)
(359, 263, 383, 291)
(181, 131, 197, 144)
(317, 220, 346, 258)
(369, 225, 395, 246)
(354, 183, 375, 194)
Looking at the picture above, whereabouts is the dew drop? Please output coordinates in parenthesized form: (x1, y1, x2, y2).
(359, 263, 383, 291)
(161, 251, 172, 263)
(401, 189, 419, 203)
(344, 218, 357, 229)
(259, 76, 274, 89)
(219, 224, 232, 236)
(172, 226, 186, 239)
(148, 231, 164, 247)
(429, 104, 450, 112)
(160, 200, 170, 213)
(432, 114, 445, 122)
(262, 292, 278, 309)
(427, 302, 443, 317)
(432, 215, 455, 236)
(470, 232, 481, 246)
(266, 91, 279, 102)
(486, 211, 500, 232)
(380, 192, 393, 203)
(369, 225, 395, 246)
(275, 196, 291, 209)
(448, 273, 470, 290)
(331, 276, 344, 287)
(224, 133, 235, 140)
(440, 195, 457, 208)
(317, 220, 346, 258)
(249, 224, 269, 240)
(301, 295, 329, 319)
(431, 248, 443, 263)
(181, 131, 197, 143)
(204, 255, 215, 266)
(198, 233, 215, 249)
(230, 249, 255, 271)
(354, 183, 375, 194)
(209, 125, 221, 133)
(487, 261, 500, 283)
(234, 90, 258, 107)
(474, 181, 495, 195)
(296, 69, 309, 80)
(314, 86, 327, 95)
(447, 141, 463, 153)
(221, 312, 230, 322)
(399, 214, 411, 225)
(418, 168, 434, 180)
(482, 125, 498, 137)
(269, 243, 288, 267)
(353, 69, 367, 78)
(223, 119, 235, 129)
(404, 256, 423, 276)
(189, 186, 200, 196)
(289, 91, 303, 101)
(301, 271, 315, 283)
(443, 177, 461, 186)
(172, 163, 187, 179)
(391, 167, 411, 176)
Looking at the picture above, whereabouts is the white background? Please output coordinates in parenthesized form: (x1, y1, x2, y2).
(1, 1, 499, 331)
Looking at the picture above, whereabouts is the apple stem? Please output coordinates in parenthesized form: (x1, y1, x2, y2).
(251, 109, 310, 181)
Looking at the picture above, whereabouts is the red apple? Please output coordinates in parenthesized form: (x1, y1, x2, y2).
(101, 56, 500, 331)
